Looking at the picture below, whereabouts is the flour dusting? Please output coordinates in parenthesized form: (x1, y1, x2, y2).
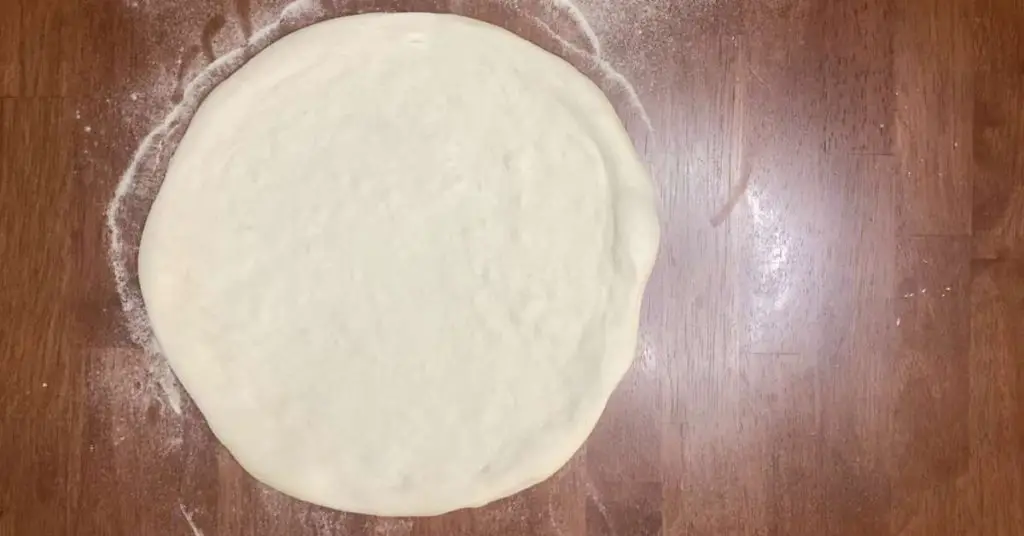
(179, 504, 205, 536)
(371, 519, 415, 536)
(300, 509, 349, 533)
(531, 15, 652, 130)
(90, 348, 184, 450)
(549, 0, 602, 55)
(581, 467, 613, 532)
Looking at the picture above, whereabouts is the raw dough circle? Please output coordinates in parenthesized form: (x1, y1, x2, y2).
(140, 13, 659, 516)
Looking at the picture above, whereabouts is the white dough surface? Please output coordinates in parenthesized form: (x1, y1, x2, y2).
(139, 12, 660, 516)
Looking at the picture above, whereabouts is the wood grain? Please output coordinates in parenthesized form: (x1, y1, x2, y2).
(2, 0, 1023, 534)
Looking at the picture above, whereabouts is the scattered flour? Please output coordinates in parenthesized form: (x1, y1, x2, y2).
(544, 468, 576, 536)
(530, 15, 652, 130)
(299, 508, 349, 534)
(581, 468, 614, 533)
(90, 348, 184, 450)
(370, 519, 415, 536)
(178, 504, 205, 536)
(550, 0, 602, 55)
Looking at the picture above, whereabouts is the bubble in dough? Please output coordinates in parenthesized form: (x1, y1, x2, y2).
(139, 12, 660, 516)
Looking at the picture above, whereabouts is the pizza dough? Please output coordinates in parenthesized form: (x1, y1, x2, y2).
(139, 13, 659, 516)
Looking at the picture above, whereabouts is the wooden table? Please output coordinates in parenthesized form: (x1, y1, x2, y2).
(2, 0, 1022, 534)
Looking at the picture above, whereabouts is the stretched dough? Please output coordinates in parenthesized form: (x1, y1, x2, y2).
(140, 12, 659, 516)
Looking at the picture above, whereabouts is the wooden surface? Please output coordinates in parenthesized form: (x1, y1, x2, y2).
(2, 0, 1023, 534)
